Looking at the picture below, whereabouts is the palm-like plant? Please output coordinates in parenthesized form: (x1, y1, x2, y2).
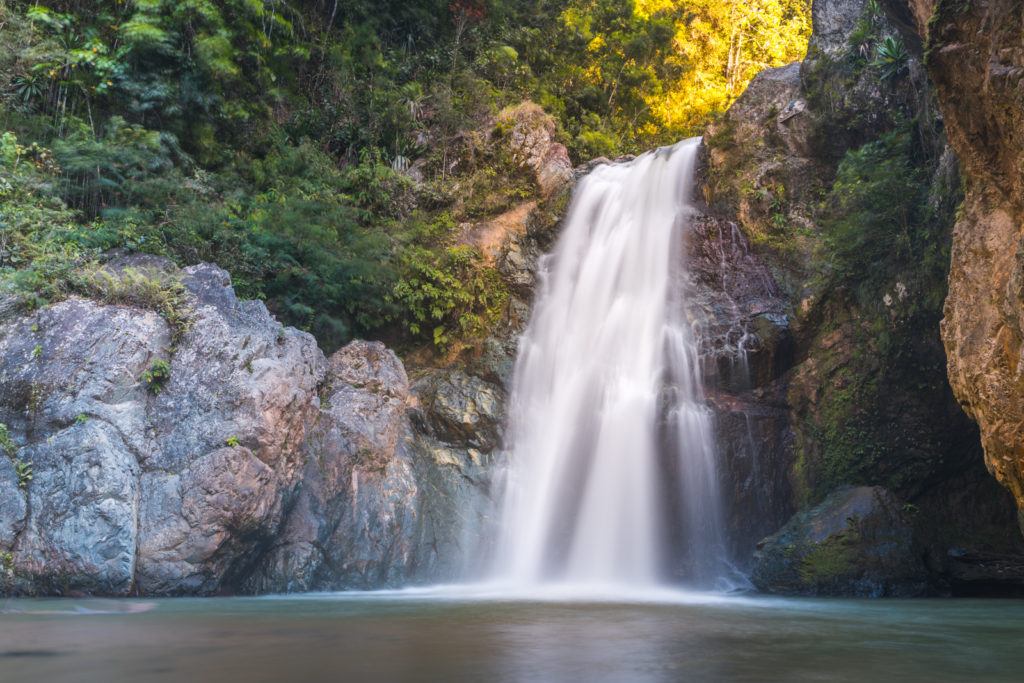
(873, 36, 909, 81)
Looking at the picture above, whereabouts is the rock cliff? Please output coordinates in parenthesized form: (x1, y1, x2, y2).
(891, 0, 1024, 528)
(0, 103, 573, 597)
(710, 0, 1024, 594)
(0, 262, 496, 595)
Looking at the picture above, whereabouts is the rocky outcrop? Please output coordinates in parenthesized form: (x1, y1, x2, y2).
(704, 0, 1024, 593)
(497, 102, 573, 197)
(0, 263, 494, 596)
(752, 486, 928, 597)
(890, 0, 1024, 526)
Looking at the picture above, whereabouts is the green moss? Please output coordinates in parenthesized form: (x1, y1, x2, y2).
(81, 267, 193, 345)
(798, 526, 862, 585)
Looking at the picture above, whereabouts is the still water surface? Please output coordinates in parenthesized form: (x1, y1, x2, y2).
(1, 588, 1023, 682)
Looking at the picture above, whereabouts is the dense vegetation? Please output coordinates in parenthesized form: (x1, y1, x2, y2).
(0, 0, 809, 352)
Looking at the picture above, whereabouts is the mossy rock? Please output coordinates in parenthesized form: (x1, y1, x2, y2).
(751, 486, 928, 597)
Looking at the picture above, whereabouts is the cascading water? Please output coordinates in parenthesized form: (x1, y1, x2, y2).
(491, 138, 733, 591)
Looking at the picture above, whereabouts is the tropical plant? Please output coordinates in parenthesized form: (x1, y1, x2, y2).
(872, 36, 909, 81)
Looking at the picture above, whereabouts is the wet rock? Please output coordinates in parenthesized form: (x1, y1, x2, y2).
(409, 437, 494, 579)
(941, 550, 1024, 597)
(712, 398, 794, 562)
(752, 486, 928, 597)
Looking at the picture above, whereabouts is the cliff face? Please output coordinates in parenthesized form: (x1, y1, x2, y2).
(0, 261, 497, 595)
(893, 0, 1024, 525)
(708, 0, 1024, 593)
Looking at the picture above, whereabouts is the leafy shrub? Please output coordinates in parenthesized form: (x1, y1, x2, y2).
(142, 358, 171, 394)
(391, 244, 508, 349)
(822, 128, 932, 305)
(0, 423, 15, 458)
(14, 459, 31, 489)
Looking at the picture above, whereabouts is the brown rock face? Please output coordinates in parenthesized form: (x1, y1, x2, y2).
(903, 0, 1024, 520)
(497, 101, 573, 197)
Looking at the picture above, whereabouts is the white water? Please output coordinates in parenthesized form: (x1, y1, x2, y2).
(491, 139, 732, 591)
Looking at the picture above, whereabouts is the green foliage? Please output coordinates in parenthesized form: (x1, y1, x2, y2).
(142, 358, 171, 394)
(14, 459, 32, 489)
(1, 0, 811, 355)
(83, 266, 192, 340)
(391, 244, 509, 349)
(822, 127, 947, 313)
(1, 420, 32, 490)
(0, 423, 15, 458)
(225, 435, 240, 448)
(872, 36, 909, 82)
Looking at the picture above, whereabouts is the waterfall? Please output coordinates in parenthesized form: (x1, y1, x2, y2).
(491, 139, 733, 591)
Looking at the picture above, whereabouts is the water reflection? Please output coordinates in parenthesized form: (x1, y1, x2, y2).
(0, 592, 1022, 682)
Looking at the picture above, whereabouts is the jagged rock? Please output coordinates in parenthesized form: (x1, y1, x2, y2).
(0, 459, 25, 549)
(146, 264, 324, 474)
(409, 437, 494, 579)
(497, 102, 573, 197)
(411, 370, 505, 452)
(18, 421, 139, 595)
(809, 0, 870, 56)
(0, 264, 495, 596)
(752, 486, 928, 597)
(701, 0, 1024, 583)
(720, 62, 813, 158)
(0, 295, 20, 324)
(246, 341, 420, 592)
(133, 265, 325, 594)
(0, 298, 165, 595)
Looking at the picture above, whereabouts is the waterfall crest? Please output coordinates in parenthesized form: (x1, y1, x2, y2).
(492, 139, 732, 590)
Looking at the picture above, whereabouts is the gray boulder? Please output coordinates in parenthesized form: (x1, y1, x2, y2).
(809, 0, 870, 56)
(412, 370, 505, 452)
(0, 264, 497, 596)
(246, 341, 420, 592)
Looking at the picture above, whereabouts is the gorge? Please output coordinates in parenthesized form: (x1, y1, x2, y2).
(0, 0, 1023, 607)
(6, 0, 1024, 679)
